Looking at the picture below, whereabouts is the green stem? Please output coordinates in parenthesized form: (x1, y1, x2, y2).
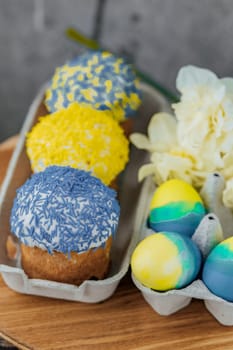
(66, 27, 100, 50)
(135, 70, 179, 103)
(65, 27, 179, 103)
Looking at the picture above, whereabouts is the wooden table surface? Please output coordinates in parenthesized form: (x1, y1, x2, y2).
(1, 137, 233, 350)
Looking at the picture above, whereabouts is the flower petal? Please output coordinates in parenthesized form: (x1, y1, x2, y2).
(147, 112, 177, 150)
(221, 77, 233, 95)
(138, 163, 158, 182)
(176, 65, 220, 94)
(223, 178, 233, 209)
(130, 133, 152, 151)
(222, 153, 233, 180)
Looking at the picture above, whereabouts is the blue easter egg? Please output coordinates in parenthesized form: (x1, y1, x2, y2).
(202, 237, 233, 302)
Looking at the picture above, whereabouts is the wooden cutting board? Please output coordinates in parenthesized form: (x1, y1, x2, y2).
(1, 137, 233, 350)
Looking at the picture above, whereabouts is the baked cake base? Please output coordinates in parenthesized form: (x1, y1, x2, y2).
(21, 237, 112, 286)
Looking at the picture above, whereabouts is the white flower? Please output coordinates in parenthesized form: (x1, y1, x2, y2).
(130, 113, 197, 185)
(130, 112, 177, 153)
(130, 111, 231, 188)
(173, 65, 233, 158)
(131, 65, 233, 211)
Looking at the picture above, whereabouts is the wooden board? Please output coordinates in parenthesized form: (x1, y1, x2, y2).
(1, 139, 233, 350)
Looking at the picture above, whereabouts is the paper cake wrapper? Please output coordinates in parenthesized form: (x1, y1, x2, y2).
(131, 175, 233, 326)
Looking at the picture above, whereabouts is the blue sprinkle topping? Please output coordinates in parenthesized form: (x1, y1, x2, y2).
(10, 166, 120, 254)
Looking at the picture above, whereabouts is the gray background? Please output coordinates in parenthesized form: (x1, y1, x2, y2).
(1, 0, 233, 141)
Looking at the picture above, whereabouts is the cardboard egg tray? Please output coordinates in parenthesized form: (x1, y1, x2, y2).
(131, 175, 233, 326)
(0, 82, 169, 303)
(0, 80, 232, 326)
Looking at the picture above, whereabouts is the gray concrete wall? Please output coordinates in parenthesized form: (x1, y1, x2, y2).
(1, 0, 233, 141)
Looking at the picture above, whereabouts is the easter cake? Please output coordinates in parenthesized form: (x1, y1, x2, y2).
(26, 102, 129, 187)
(44, 50, 142, 135)
(10, 166, 120, 285)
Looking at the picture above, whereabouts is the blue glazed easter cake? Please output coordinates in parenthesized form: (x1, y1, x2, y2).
(10, 166, 120, 285)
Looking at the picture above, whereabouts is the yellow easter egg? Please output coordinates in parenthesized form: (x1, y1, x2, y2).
(149, 179, 206, 237)
(150, 179, 203, 208)
(131, 232, 201, 291)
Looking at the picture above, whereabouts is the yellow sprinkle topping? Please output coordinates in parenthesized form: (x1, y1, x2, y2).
(95, 65, 104, 74)
(91, 77, 100, 86)
(26, 102, 129, 185)
(114, 62, 120, 74)
(67, 92, 74, 101)
(81, 88, 97, 102)
(105, 80, 113, 94)
(77, 74, 84, 81)
(54, 91, 65, 111)
(129, 93, 142, 109)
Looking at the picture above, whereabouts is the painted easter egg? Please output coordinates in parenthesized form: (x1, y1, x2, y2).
(131, 232, 202, 291)
(202, 237, 233, 302)
(149, 179, 206, 237)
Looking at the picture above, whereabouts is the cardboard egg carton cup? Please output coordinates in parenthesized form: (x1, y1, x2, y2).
(0, 82, 169, 303)
(131, 173, 233, 326)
